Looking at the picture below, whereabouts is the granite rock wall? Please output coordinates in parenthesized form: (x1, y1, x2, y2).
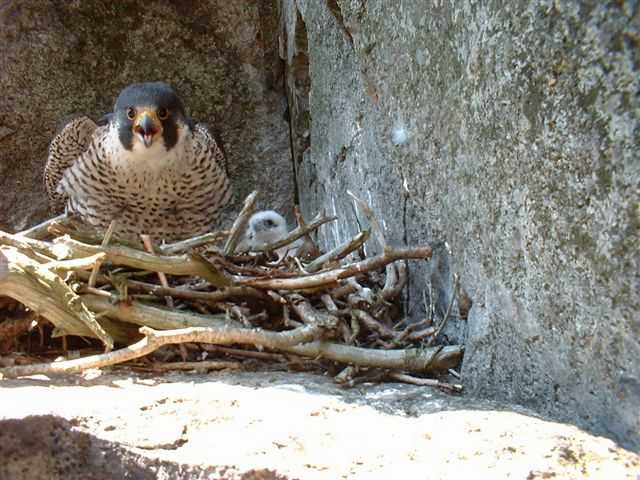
(281, 0, 639, 450)
(0, 0, 293, 231)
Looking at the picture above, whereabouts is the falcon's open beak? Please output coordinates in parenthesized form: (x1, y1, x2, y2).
(133, 110, 162, 148)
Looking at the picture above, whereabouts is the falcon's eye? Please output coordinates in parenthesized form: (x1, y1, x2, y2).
(126, 107, 136, 120)
(157, 107, 169, 120)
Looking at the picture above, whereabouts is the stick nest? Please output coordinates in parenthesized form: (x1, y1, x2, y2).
(0, 192, 463, 392)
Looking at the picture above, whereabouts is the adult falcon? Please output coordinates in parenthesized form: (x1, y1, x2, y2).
(44, 82, 232, 241)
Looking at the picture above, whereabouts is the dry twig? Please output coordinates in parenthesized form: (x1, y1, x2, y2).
(160, 230, 228, 255)
(88, 220, 115, 288)
(388, 371, 463, 394)
(347, 190, 387, 250)
(224, 190, 258, 255)
(140, 233, 174, 307)
(306, 230, 370, 273)
(258, 211, 337, 252)
(17, 213, 68, 240)
(148, 360, 241, 372)
(0, 324, 334, 378)
(55, 237, 230, 287)
(240, 246, 431, 290)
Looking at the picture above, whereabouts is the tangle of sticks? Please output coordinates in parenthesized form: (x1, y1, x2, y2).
(0, 193, 463, 392)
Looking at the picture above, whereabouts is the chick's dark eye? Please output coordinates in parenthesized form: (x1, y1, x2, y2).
(158, 107, 169, 120)
(126, 107, 136, 120)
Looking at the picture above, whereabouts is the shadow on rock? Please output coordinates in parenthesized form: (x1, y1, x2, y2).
(0, 415, 288, 480)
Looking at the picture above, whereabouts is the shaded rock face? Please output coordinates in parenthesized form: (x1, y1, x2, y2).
(0, 0, 293, 232)
(282, 0, 639, 450)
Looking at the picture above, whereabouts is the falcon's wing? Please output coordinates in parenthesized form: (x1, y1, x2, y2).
(193, 122, 228, 174)
(44, 116, 97, 213)
(190, 123, 232, 219)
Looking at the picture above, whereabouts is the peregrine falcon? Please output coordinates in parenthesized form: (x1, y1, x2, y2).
(44, 82, 232, 241)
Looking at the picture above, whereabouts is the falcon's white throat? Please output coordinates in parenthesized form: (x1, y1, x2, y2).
(106, 120, 190, 173)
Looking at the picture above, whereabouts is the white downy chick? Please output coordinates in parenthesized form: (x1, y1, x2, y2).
(241, 210, 301, 257)
(246, 210, 288, 249)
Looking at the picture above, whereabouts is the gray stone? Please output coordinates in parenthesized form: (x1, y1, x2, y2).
(283, 0, 639, 451)
(1, 372, 638, 479)
(0, 0, 294, 233)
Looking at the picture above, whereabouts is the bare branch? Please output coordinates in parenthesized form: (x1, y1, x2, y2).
(55, 237, 230, 287)
(320, 294, 338, 313)
(73, 270, 272, 305)
(160, 230, 228, 255)
(147, 360, 241, 372)
(48, 221, 144, 249)
(88, 220, 115, 288)
(240, 247, 431, 290)
(224, 190, 258, 255)
(283, 342, 462, 372)
(388, 371, 463, 394)
(306, 230, 370, 273)
(44, 253, 107, 272)
(201, 345, 286, 362)
(0, 323, 327, 378)
(287, 293, 338, 329)
(80, 294, 233, 331)
(382, 261, 407, 301)
(140, 233, 173, 307)
(0, 247, 114, 350)
(347, 190, 387, 250)
(17, 214, 68, 240)
(0, 231, 65, 261)
(351, 309, 394, 339)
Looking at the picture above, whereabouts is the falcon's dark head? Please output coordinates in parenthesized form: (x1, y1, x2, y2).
(112, 82, 189, 151)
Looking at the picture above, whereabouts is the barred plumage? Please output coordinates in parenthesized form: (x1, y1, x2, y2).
(44, 83, 232, 241)
(45, 116, 97, 213)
